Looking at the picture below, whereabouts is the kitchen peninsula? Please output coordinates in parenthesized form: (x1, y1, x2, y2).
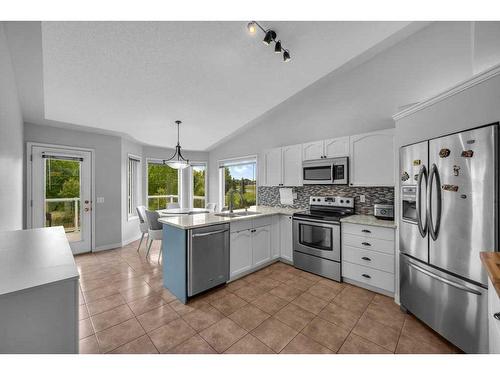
(158, 206, 299, 303)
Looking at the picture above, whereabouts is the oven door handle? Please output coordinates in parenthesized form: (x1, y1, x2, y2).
(293, 217, 339, 227)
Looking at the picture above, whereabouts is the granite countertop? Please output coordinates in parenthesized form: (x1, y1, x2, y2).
(340, 214, 397, 229)
(158, 205, 302, 229)
(480, 251, 500, 298)
(0, 227, 79, 296)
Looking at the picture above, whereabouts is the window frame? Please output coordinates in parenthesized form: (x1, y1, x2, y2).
(218, 155, 258, 211)
(189, 161, 208, 209)
(127, 154, 141, 220)
(146, 158, 181, 210)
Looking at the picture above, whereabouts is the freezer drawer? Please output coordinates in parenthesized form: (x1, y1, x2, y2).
(187, 224, 229, 297)
(400, 254, 488, 353)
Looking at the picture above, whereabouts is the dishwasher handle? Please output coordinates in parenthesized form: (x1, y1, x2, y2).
(191, 229, 228, 238)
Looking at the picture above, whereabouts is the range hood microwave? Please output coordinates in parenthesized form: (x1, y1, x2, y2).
(302, 157, 349, 185)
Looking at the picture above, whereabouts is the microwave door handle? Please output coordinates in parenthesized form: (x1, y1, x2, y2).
(416, 165, 428, 238)
(427, 163, 442, 241)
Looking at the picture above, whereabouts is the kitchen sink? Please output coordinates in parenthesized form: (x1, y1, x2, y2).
(214, 211, 261, 218)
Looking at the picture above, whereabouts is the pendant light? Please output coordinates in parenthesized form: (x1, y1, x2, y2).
(164, 120, 190, 169)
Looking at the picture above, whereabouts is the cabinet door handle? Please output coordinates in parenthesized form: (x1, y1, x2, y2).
(362, 274, 371, 279)
(494, 312, 500, 321)
(361, 242, 371, 246)
(361, 229, 371, 233)
(361, 256, 371, 261)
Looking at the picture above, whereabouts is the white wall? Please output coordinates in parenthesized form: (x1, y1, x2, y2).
(0, 23, 23, 231)
(208, 22, 500, 203)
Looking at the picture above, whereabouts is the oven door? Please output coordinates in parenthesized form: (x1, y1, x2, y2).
(293, 218, 340, 261)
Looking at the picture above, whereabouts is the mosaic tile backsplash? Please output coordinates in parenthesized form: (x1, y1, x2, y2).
(258, 185, 394, 215)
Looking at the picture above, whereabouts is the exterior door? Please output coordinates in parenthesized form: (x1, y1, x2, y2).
(30, 145, 92, 254)
(428, 125, 496, 285)
(399, 141, 429, 263)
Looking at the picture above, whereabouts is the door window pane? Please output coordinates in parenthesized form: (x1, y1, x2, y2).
(192, 164, 206, 208)
(45, 159, 81, 242)
(222, 162, 256, 210)
(147, 162, 179, 210)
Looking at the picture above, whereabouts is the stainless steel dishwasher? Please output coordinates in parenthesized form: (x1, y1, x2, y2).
(187, 223, 230, 297)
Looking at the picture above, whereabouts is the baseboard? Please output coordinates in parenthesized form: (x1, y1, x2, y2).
(121, 234, 142, 247)
(342, 277, 394, 298)
(93, 242, 122, 252)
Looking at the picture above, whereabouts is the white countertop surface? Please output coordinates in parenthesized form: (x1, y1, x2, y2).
(158, 208, 209, 216)
(158, 205, 301, 229)
(340, 214, 396, 229)
(0, 227, 79, 296)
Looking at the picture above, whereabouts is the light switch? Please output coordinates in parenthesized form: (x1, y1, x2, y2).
(360, 195, 366, 203)
(97, 197, 105, 203)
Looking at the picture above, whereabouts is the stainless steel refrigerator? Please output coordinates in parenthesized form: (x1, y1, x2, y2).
(399, 123, 498, 353)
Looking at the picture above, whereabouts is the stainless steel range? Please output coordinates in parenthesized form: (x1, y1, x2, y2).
(293, 196, 354, 281)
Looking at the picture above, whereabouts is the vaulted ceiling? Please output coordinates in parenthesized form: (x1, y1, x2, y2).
(7, 21, 420, 150)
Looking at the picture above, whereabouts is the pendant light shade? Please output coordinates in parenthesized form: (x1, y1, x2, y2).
(165, 120, 190, 169)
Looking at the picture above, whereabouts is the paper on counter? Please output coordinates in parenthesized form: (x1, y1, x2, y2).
(279, 188, 294, 205)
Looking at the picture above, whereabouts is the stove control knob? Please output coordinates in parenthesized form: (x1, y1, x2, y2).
(340, 200, 344, 203)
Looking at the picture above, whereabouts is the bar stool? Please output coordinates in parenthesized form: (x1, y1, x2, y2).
(145, 209, 163, 263)
(136, 206, 149, 252)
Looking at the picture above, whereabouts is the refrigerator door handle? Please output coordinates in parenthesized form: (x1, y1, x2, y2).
(408, 262, 482, 296)
(416, 165, 428, 237)
(427, 163, 442, 241)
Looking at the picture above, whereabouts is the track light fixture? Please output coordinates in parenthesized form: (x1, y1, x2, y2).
(274, 40, 282, 53)
(283, 49, 291, 62)
(246, 21, 291, 63)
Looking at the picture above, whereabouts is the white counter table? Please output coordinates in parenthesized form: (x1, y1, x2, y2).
(0, 226, 79, 353)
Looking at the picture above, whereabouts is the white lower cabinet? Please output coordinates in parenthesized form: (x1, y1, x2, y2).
(229, 230, 253, 279)
(280, 215, 293, 262)
(252, 226, 271, 267)
(488, 278, 500, 353)
(230, 223, 271, 279)
(341, 222, 395, 295)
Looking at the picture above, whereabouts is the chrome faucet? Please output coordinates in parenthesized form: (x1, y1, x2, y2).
(228, 189, 246, 213)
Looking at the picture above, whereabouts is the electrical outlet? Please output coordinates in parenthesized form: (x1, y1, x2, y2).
(97, 197, 105, 203)
(359, 195, 366, 203)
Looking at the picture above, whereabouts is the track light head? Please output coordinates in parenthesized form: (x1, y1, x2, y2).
(247, 22, 257, 34)
(274, 40, 282, 53)
(283, 49, 291, 62)
(263, 30, 276, 45)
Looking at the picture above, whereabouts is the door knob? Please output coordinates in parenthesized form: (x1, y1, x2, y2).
(494, 312, 500, 321)
(84, 208, 89, 212)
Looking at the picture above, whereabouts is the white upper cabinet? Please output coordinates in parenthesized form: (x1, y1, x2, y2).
(324, 136, 350, 158)
(349, 129, 395, 187)
(282, 144, 302, 186)
(302, 141, 324, 161)
(262, 147, 282, 187)
(302, 137, 350, 161)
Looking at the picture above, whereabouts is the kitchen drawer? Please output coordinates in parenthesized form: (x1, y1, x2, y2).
(342, 223, 394, 241)
(252, 216, 272, 228)
(342, 261, 394, 292)
(343, 233, 394, 255)
(342, 245, 394, 274)
(230, 219, 254, 233)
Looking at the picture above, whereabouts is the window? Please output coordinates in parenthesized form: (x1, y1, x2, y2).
(127, 156, 140, 217)
(147, 159, 179, 210)
(191, 163, 207, 208)
(218, 157, 257, 210)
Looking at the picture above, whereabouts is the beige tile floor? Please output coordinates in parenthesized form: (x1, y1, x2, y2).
(76, 240, 461, 354)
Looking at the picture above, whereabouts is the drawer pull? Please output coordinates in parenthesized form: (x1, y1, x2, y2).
(494, 313, 500, 321)
(361, 229, 371, 233)
(361, 256, 371, 261)
(362, 274, 371, 279)
(361, 242, 372, 246)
